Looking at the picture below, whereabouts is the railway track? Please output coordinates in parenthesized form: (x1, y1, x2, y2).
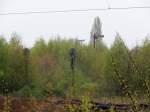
(55, 99, 150, 111)
(0, 96, 150, 111)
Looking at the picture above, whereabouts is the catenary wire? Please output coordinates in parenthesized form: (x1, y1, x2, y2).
(0, 6, 150, 16)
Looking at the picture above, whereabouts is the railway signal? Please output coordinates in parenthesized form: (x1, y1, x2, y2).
(93, 33, 104, 48)
(69, 48, 77, 72)
(69, 48, 77, 94)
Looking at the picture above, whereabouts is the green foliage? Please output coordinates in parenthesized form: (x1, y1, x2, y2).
(80, 95, 91, 112)
(0, 32, 149, 101)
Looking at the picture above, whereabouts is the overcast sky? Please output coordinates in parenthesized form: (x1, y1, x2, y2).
(0, 0, 150, 48)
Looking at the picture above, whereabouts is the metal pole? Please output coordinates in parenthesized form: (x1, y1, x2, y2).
(72, 67, 75, 88)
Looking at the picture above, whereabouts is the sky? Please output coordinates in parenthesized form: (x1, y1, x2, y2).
(0, 0, 150, 48)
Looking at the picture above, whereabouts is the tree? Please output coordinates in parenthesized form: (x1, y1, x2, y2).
(132, 35, 150, 94)
(6, 33, 25, 92)
(0, 36, 8, 94)
(104, 33, 132, 96)
(90, 16, 103, 48)
(0, 36, 8, 73)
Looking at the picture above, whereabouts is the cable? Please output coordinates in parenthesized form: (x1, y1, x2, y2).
(0, 8, 108, 15)
(0, 6, 150, 16)
(111, 6, 150, 10)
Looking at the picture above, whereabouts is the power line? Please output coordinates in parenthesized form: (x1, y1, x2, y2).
(110, 6, 150, 10)
(0, 8, 108, 15)
(0, 6, 150, 16)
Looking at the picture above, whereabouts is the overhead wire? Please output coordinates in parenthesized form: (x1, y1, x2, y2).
(0, 6, 150, 15)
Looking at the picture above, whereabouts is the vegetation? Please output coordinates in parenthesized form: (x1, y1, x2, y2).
(0, 32, 149, 100)
(0, 31, 150, 112)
